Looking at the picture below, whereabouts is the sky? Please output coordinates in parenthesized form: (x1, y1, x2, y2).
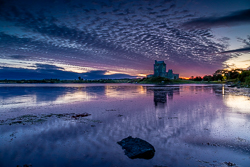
(0, 0, 250, 79)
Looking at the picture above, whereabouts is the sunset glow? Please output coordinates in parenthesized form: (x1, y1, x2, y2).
(0, 0, 249, 79)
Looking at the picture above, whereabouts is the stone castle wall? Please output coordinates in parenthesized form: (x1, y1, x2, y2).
(152, 60, 179, 79)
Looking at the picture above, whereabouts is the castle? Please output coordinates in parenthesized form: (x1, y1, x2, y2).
(147, 60, 179, 79)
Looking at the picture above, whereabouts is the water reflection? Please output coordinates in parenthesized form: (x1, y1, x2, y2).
(147, 87, 180, 106)
(0, 84, 148, 109)
(1, 83, 249, 115)
(104, 85, 147, 98)
(213, 85, 250, 113)
(0, 86, 95, 108)
(224, 95, 250, 113)
(0, 84, 250, 167)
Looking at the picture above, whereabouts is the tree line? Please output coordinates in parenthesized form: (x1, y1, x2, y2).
(190, 69, 250, 85)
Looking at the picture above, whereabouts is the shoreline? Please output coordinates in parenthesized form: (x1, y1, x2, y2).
(0, 79, 224, 84)
(1, 79, 248, 88)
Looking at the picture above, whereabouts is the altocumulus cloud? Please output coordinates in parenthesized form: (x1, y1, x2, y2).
(0, 0, 247, 77)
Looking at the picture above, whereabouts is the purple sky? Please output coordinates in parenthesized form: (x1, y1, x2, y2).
(0, 0, 250, 79)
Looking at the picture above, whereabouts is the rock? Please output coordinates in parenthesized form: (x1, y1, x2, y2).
(224, 162, 236, 166)
(16, 164, 32, 167)
(117, 136, 155, 159)
(71, 113, 91, 119)
(13, 121, 22, 124)
(23, 164, 32, 167)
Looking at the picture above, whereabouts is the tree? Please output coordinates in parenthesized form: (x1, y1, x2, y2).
(213, 74, 223, 81)
(238, 71, 250, 82)
(193, 76, 202, 81)
(203, 75, 212, 81)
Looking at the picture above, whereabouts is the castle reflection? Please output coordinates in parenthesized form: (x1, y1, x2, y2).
(146, 87, 180, 107)
(1, 84, 250, 167)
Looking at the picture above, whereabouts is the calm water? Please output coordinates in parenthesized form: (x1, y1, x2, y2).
(0, 84, 250, 167)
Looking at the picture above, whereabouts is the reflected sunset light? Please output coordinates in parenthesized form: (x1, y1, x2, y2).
(224, 95, 250, 113)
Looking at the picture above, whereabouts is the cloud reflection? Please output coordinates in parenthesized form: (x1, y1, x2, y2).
(0, 84, 149, 109)
(1, 84, 250, 166)
(224, 94, 250, 113)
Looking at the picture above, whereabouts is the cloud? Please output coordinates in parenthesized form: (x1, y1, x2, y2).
(183, 9, 250, 29)
(36, 64, 64, 70)
(240, 59, 250, 62)
(0, 65, 136, 80)
(0, 0, 236, 77)
(217, 47, 250, 54)
(9, 55, 30, 59)
(0, 65, 78, 80)
(238, 35, 250, 47)
(81, 70, 136, 80)
(0, 0, 5, 6)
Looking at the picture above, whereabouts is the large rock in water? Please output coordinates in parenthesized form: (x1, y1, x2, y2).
(117, 136, 155, 159)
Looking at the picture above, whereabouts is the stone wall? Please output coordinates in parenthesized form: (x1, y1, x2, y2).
(154, 60, 166, 77)
(152, 60, 179, 79)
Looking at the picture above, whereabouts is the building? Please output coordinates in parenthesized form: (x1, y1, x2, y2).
(154, 60, 166, 77)
(147, 60, 179, 79)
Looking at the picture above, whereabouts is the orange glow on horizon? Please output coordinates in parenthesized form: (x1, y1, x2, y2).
(180, 77, 190, 80)
(138, 74, 147, 77)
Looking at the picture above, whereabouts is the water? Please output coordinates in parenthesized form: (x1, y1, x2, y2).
(0, 84, 250, 167)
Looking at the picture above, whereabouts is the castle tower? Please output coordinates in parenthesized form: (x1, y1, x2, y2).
(154, 60, 166, 77)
